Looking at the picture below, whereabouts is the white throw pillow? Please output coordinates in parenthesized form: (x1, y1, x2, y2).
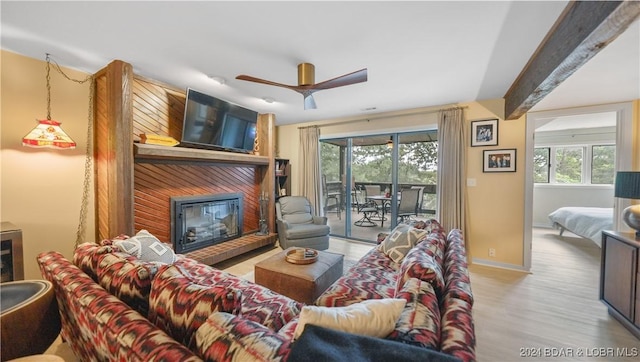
(293, 298, 406, 339)
(114, 230, 176, 264)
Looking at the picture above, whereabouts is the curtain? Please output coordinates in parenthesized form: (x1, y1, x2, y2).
(437, 108, 467, 235)
(298, 126, 323, 215)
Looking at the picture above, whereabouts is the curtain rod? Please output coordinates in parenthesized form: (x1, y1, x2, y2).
(298, 105, 468, 129)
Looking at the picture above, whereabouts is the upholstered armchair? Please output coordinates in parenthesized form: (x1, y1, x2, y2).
(275, 196, 330, 250)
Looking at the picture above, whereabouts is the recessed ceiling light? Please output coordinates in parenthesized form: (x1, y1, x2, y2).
(262, 97, 275, 104)
(361, 106, 377, 111)
(207, 75, 226, 85)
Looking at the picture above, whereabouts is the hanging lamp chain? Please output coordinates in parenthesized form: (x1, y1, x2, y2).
(75, 78, 94, 248)
(43, 53, 94, 247)
(45, 53, 51, 120)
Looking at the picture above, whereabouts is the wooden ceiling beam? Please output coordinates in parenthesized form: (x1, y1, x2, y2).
(504, 1, 640, 120)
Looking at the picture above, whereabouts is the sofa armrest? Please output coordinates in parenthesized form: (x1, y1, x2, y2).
(196, 312, 292, 362)
(276, 219, 290, 230)
(312, 215, 328, 225)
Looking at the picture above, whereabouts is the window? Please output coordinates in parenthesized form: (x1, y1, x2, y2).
(554, 146, 583, 184)
(591, 145, 615, 184)
(534, 144, 615, 185)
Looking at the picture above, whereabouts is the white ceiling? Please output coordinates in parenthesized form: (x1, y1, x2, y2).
(2, 1, 638, 126)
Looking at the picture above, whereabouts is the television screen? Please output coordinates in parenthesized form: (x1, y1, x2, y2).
(181, 88, 258, 153)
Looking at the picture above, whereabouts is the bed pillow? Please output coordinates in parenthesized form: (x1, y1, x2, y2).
(293, 298, 406, 339)
(114, 229, 176, 264)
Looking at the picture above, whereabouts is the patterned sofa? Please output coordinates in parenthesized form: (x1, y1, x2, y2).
(38, 240, 303, 361)
(37, 219, 474, 361)
(315, 219, 476, 362)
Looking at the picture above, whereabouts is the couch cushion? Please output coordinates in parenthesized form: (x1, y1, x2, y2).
(278, 196, 315, 224)
(285, 223, 330, 239)
(378, 224, 430, 263)
(408, 218, 445, 234)
(397, 240, 446, 298)
(161, 257, 303, 331)
(148, 265, 241, 352)
(388, 278, 441, 349)
(96, 253, 160, 316)
(315, 247, 399, 307)
(293, 298, 406, 339)
(73, 242, 130, 281)
(196, 312, 293, 362)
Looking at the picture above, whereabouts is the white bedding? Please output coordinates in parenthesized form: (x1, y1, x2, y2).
(548, 207, 613, 247)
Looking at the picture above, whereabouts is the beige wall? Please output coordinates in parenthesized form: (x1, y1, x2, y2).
(1, 50, 95, 279)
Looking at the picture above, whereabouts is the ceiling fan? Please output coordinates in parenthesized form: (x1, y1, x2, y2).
(236, 63, 368, 110)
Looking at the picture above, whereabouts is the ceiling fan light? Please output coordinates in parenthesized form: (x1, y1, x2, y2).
(303, 94, 317, 110)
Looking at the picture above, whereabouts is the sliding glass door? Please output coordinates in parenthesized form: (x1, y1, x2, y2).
(320, 130, 438, 243)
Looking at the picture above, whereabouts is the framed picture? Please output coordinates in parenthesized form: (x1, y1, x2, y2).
(471, 119, 498, 147)
(483, 149, 516, 172)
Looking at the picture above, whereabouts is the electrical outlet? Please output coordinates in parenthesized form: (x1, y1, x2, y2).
(488, 248, 496, 257)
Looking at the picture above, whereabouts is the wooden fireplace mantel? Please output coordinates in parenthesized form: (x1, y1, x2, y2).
(133, 143, 270, 165)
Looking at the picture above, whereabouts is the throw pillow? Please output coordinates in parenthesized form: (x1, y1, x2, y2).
(114, 229, 176, 264)
(378, 224, 429, 263)
(293, 298, 406, 339)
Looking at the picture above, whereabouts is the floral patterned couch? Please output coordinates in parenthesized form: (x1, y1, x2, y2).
(37, 219, 474, 362)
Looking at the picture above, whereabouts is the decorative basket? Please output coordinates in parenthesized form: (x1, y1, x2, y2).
(285, 248, 318, 265)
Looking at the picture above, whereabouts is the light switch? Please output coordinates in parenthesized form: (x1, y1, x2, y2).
(467, 178, 477, 187)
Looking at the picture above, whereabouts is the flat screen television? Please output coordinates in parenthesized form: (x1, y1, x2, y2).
(180, 88, 258, 153)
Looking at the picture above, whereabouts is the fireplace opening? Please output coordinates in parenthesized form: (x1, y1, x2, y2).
(171, 193, 243, 254)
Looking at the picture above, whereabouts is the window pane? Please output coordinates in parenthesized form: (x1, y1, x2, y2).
(533, 148, 550, 183)
(591, 145, 615, 184)
(398, 132, 438, 214)
(554, 147, 583, 184)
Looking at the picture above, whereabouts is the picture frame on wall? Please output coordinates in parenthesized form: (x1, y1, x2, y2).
(471, 119, 498, 147)
(483, 149, 516, 172)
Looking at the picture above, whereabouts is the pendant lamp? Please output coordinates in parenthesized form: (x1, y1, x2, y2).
(22, 54, 76, 149)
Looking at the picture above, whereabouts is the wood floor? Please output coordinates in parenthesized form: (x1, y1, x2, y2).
(45, 228, 639, 361)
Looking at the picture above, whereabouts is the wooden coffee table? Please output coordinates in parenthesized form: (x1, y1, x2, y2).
(254, 248, 344, 304)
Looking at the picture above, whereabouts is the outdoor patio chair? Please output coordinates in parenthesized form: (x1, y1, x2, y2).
(397, 188, 421, 223)
(322, 174, 342, 220)
(354, 185, 381, 227)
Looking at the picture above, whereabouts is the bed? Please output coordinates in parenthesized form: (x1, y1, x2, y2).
(548, 207, 613, 247)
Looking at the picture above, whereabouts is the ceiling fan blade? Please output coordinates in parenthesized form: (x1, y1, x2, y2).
(303, 93, 317, 110)
(311, 68, 368, 90)
(235, 75, 297, 90)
